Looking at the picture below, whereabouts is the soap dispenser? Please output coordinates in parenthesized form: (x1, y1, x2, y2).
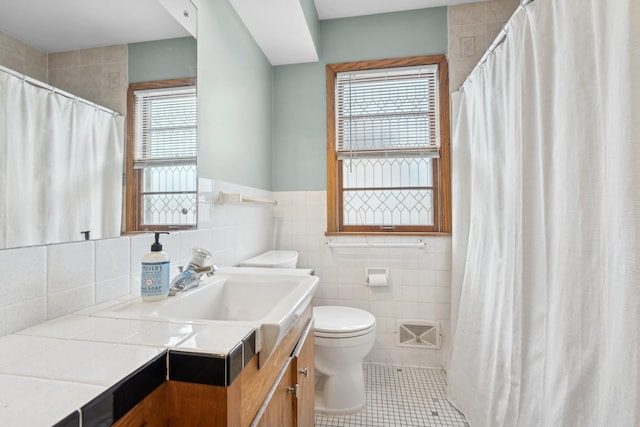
(141, 232, 170, 301)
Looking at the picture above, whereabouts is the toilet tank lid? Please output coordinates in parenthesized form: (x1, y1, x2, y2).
(240, 250, 299, 267)
(313, 306, 376, 333)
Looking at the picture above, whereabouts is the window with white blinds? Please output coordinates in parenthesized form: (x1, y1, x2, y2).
(125, 79, 198, 232)
(134, 87, 197, 168)
(326, 56, 451, 234)
(336, 65, 440, 159)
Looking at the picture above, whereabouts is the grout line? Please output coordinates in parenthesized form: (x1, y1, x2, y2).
(314, 363, 468, 427)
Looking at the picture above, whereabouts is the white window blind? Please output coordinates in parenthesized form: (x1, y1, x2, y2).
(336, 65, 440, 159)
(134, 87, 197, 169)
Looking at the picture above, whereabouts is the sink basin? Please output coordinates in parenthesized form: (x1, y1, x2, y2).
(97, 272, 319, 365)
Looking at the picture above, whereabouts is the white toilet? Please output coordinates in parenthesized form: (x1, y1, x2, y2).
(313, 305, 376, 414)
(237, 252, 376, 414)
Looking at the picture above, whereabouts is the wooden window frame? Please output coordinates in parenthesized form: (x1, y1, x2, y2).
(124, 77, 197, 233)
(326, 55, 451, 235)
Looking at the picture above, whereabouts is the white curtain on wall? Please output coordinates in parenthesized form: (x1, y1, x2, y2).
(0, 71, 124, 248)
(448, 1, 640, 426)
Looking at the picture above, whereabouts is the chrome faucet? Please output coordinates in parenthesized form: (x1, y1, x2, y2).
(169, 248, 218, 296)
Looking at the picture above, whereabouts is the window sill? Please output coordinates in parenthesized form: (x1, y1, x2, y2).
(324, 231, 452, 237)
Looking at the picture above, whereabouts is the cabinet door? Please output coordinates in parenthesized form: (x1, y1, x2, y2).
(292, 320, 315, 427)
(255, 358, 296, 427)
(254, 318, 315, 427)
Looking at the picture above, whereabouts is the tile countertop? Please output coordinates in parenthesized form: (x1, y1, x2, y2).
(0, 295, 256, 427)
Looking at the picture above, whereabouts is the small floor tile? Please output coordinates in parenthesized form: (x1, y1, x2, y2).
(314, 364, 469, 427)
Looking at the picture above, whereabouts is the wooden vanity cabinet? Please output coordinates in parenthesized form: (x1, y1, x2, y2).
(293, 318, 315, 427)
(113, 376, 233, 427)
(112, 382, 170, 427)
(254, 360, 296, 427)
(113, 307, 315, 427)
(253, 319, 315, 427)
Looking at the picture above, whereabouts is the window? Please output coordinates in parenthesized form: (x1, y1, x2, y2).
(326, 56, 451, 234)
(125, 78, 197, 232)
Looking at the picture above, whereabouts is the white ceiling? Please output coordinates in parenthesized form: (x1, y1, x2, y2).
(0, 0, 194, 53)
(0, 0, 485, 63)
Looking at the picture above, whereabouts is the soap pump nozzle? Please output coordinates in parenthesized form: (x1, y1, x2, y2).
(151, 232, 169, 252)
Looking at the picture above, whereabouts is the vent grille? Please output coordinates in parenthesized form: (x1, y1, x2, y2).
(395, 320, 441, 349)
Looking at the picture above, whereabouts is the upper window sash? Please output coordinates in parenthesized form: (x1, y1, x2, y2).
(326, 55, 451, 235)
(335, 64, 440, 159)
(133, 86, 197, 169)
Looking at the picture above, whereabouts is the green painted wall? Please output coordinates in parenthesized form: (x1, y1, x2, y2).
(272, 7, 448, 191)
(128, 37, 197, 83)
(193, 0, 273, 190)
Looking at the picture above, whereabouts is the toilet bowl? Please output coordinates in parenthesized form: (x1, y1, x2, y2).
(313, 306, 376, 414)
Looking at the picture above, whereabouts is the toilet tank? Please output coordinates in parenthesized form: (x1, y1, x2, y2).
(239, 250, 299, 269)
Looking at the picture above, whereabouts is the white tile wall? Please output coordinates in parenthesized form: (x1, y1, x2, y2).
(95, 238, 130, 281)
(274, 190, 452, 369)
(95, 237, 131, 305)
(0, 246, 46, 306)
(205, 179, 274, 267)
(0, 246, 47, 335)
(45, 241, 98, 319)
(0, 184, 453, 370)
(0, 179, 274, 338)
(0, 298, 47, 339)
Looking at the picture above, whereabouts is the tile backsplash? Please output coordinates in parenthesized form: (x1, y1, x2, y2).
(0, 184, 452, 370)
(273, 191, 452, 369)
(0, 180, 273, 338)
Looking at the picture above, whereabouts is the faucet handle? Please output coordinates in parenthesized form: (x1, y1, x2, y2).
(190, 248, 213, 267)
(206, 265, 219, 277)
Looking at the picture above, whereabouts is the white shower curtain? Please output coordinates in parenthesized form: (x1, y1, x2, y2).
(448, 1, 640, 426)
(0, 70, 124, 248)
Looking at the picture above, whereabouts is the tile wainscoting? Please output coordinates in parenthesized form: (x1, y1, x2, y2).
(0, 180, 273, 338)
(274, 191, 452, 369)
(0, 186, 453, 371)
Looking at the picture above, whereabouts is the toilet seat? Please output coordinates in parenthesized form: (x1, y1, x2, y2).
(315, 324, 376, 339)
(314, 306, 376, 338)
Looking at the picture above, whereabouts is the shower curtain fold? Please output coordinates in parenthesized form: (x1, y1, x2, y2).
(448, 1, 640, 426)
(0, 70, 124, 248)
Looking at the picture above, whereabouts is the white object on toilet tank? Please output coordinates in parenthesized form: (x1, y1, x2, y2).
(239, 250, 299, 269)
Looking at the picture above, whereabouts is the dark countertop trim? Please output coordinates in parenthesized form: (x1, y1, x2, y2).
(53, 330, 257, 426)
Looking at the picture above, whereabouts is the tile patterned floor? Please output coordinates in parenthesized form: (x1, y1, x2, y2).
(314, 364, 470, 427)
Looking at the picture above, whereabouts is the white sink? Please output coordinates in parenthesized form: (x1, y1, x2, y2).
(97, 272, 319, 365)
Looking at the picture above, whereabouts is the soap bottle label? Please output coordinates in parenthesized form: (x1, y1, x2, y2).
(141, 261, 170, 297)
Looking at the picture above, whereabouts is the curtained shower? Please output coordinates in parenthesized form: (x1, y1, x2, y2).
(0, 66, 124, 249)
(448, 0, 640, 426)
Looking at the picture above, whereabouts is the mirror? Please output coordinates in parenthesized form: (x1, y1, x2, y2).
(0, 0, 197, 250)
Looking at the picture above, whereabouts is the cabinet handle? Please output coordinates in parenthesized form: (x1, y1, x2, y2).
(298, 367, 309, 378)
(287, 384, 300, 398)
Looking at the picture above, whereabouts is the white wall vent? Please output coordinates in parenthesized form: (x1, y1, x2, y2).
(395, 320, 441, 349)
